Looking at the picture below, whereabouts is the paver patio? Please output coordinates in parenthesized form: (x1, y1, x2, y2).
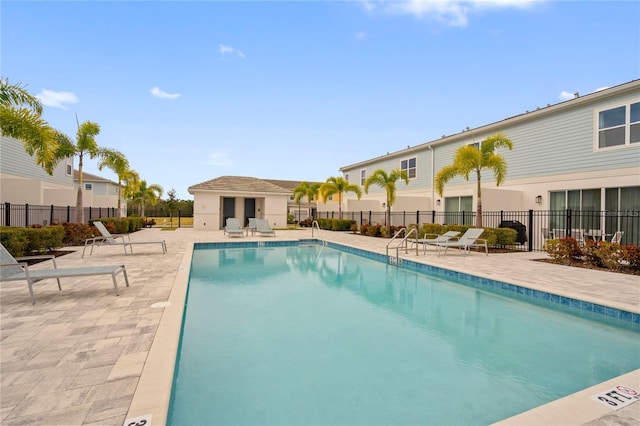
(1, 227, 638, 425)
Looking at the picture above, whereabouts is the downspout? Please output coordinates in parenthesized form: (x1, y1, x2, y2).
(428, 145, 435, 208)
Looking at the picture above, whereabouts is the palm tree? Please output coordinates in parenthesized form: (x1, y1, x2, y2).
(320, 176, 362, 219)
(131, 180, 163, 218)
(292, 181, 321, 222)
(435, 133, 513, 227)
(58, 120, 102, 224)
(364, 169, 409, 227)
(0, 77, 67, 174)
(97, 148, 130, 218)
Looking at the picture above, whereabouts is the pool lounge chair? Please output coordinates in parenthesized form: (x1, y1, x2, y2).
(256, 219, 275, 237)
(411, 230, 460, 254)
(0, 243, 129, 304)
(224, 218, 245, 237)
(431, 228, 488, 256)
(247, 218, 258, 236)
(83, 221, 167, 258)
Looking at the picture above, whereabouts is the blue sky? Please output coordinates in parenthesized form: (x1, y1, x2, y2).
(3, 1, 639, 200)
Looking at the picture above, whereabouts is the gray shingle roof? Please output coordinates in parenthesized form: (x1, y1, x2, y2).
(188, 176, 294, 194)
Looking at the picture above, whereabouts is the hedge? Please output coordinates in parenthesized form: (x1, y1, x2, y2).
(0, 225, 65, 257)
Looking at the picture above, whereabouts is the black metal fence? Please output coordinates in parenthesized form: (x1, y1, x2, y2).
(1, 202, 119, 227)
(316, 209, 639, 251)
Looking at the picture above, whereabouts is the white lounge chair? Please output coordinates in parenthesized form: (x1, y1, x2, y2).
(0, 243, 129, 304)
(432, 228, 488, 256)
(411, 230, 460, 254)
(256, 219, 275, 237)
(247, 218, 258, 236)
(83, 221, 167, 258)
(224, 218, 245, 237)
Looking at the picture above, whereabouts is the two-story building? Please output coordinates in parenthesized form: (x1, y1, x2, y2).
(339, 80, 639, 244)
(0, 135, 125, 216)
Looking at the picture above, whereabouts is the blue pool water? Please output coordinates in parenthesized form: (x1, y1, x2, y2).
(168, 242, 640, 426)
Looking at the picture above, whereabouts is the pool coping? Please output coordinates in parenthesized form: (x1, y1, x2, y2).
(124, 239, 640, 425)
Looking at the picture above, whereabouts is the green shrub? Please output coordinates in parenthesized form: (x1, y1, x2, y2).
(366, 223, 382, 237)
(490, 228, 517, 247)
(0, 228, 29, 257)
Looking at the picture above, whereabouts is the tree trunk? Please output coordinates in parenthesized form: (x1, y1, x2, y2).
(76, 186, 84, 224)
(476, 169, 482, 227)
(76, 156, 84, 223)
(116, 179, 122, 218)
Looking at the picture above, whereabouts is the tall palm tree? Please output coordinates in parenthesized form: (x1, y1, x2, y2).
(435, 133, 513, 227)
(131, 180, 163, 218)
(320, 176, 362, 219)
(292, 181, 321, 221)
(364, 169, 409, 227)
(0, 77, 67, 173)
(63, 120, 102, 224)
(97, 148, 130, 218)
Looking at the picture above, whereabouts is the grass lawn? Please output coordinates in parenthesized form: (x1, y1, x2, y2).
(147, 217, 193, 227)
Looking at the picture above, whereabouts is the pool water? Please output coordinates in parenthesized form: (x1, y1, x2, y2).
(168, 244, 640, 425)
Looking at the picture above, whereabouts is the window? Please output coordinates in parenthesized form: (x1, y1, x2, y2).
(468, 142, 480, 150)
(596, 101, 640, 148)
(360, 169, 367, 186)
(400, 157, 417, 179)
(66, 164, 72, 176)
(344, 173, 349, 183)
(444, 196, 473, 225)
(84, 183, 93, 190)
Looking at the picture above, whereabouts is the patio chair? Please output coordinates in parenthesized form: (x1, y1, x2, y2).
(255, 219, 275, 237)
(431, 228, 488, 256)
(83, 221, 167, 258)
(411, 230, 460, 254)
(0, 243, 129, 304)
(610, 231, 624, 244)
(224, 218, 245, 237)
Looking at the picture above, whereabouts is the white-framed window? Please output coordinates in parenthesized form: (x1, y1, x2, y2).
(360, 169, 367, 186)
(595, 101, 640, 149)
(66, 163, 72, 176)
(468, 142, 480, 150)
(400, 157, 417, 179)
(84, 183, 93, 190)
(344, 173, 349, 182)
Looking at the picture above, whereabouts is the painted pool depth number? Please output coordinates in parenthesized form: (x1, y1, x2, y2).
(123, 414, 152, 426)
(591, 385, 640, 410)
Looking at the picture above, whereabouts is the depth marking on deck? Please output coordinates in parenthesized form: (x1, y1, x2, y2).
(591, 385, 640, 410)
(123, 413, 152, 426)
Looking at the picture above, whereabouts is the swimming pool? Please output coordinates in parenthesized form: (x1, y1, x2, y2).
(168, 242, 640, 425)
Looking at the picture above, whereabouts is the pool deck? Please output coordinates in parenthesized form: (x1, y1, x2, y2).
(1, 227, 638, 425)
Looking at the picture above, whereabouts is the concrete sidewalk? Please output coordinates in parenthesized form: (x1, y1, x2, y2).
(1, 227, 638, 425)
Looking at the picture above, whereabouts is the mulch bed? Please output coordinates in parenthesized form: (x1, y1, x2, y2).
(21, 250, 75, 266)
(532, 257, 640, 276)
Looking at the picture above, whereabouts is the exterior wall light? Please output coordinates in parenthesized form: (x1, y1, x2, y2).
(535, 195, 542, 204)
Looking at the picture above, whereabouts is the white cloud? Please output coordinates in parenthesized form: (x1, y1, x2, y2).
(204, 152, 234, 167)
(150, 87, 181, 99)
(219, 44, 246, 58)
(36, 89, 79, 109)
(360, 0, 540, 27)
(593, 86, 609, 93)
(559, 91, 576, 101)
(354, 31, 367, 40)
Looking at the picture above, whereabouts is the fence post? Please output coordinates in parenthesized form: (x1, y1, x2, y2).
(50, 205, 54, 225)
(5, 202, 10, 226)
(432, 210, 436, 224)
(368, 211, 372, 225)
(178, 210, 181, 228)
(89, 206, 93, 221)
(66, 205, 70, 222)
(566, 209, 572, 235)
(528, 209, 534, 252)
(25, 204, 29, 227)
